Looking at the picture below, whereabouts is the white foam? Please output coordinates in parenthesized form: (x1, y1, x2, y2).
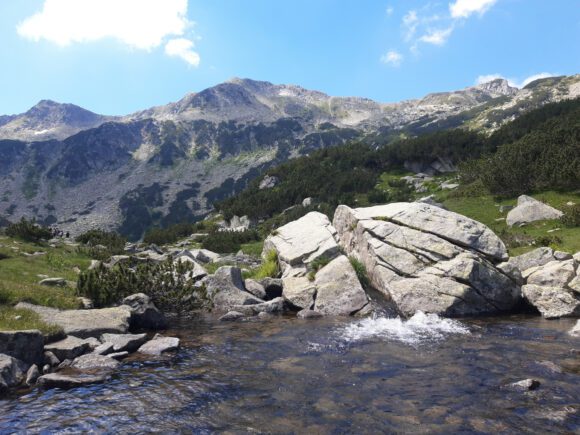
(340, 311, 470, 346)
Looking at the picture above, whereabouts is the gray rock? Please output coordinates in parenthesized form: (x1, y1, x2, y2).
(173, 255, 208, 281)
(15, 302, 131, 339)
(506, 378, 540, 391)
(44, 336, 95, 361)
(415, 195, 445, 209)
(37, 373, 110, 389)
(219, 311, 245, 321)
(506, 195, 563, 227)
(121, 293, 167, 330)
(42, 364, 50, 374)
(57, 359, 72, 369)
(100, 333, 147, 353)
(107, 351, 129, 360)
(258, 278, 284, 300)
(0, 354, 26, 392)
(0, 330, 44, 366)
(526, 260, 576, 288)
(93, 342, 115, 356)
(44, 351, 60, 367)
(38, 277, 66, 287)
(71, 353, 120, 370)
(333, 204, 518, 317)
(263, 212, 340, 277)
(522, 285, 580, 319)
(569, 320, 580, 337)
(507, 247, 556, 275)
(188, 249, 221, 264)
(232, 297, 286, 316)
(206, 267, 263, 312)
(282, 276, 317, 310)
(313, 256, 369, 316)
(296, 309, 323, 319)
(137, 335, 180, 355)
(554, 251, 573, 261)
(302, 197, 316, 207)
(244, 279, 267, 299)
(259, 175, 279, 190)
(25, 364, 40, 386)
(77, 297, 94, 309)
(334, 203, 507, 261)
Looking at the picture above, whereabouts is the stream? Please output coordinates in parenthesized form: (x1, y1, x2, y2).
(0, 313, 579, 433)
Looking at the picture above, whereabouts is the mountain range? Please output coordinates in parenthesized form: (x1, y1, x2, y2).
(0, 74, 578, 240)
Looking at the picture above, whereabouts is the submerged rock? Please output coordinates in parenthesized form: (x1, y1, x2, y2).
(71, 354, 120, 370)
(219, 311, 245, 322)
(505, 378, 541, 392)
(37, 373, 110, 389)
(100, 333, 148, 353)
(569, 320, 580, 337)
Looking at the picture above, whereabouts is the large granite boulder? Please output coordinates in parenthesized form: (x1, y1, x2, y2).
(312, 255, 369, 316)
(15, 303, 131, 339)
(0, 354, 26, 392)
(506, 195, 563, 227)
(333, 203, 519, 317)
(206, 267, 263, 312)
(121, 293, 167, 330)
(0, 330, 44, 366)
(519, 256, 580, 319)
(505, 247, 558, 276)
(262, 212, 340, 277)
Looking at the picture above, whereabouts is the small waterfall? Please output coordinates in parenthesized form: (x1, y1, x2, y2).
(340, 311, 470, 346)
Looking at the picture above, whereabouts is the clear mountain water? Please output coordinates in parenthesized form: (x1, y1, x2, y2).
(1, 313, 578, 433)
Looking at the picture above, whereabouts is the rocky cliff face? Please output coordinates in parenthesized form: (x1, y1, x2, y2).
(0, 75, 578, 239)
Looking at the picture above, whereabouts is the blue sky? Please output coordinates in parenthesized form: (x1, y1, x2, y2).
(0, 0, 578, 115)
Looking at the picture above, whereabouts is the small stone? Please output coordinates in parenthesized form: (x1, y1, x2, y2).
(137, 335, 180, 355)
(100, 333, 147, 353)
(37, 373, 110, 389)
(219, 311, 245, 321)
(42, 364, 50, 374)
(107, 351, 129, 360)
(506, 379, 540, 391)
(57, 359, 72, 369)
(93, 342, 115, 356)
(25, 364, 40, 386)
(38, 277, 67, 287)
(297, 309, 323, 319)
(71, 354, 120, 370)
(43, 351, 60, 367)
(553, 251, 572, 261)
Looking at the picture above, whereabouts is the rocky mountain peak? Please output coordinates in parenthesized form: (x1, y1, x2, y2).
(475, 78, 518, 97)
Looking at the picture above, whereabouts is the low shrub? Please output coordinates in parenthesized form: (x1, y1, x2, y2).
(349, 256, 370, 289)
(561, 204, 580, 227)
(76, 229, 127, 261)
(247, 250, 280, 280)
(202, 229, 261, 253)
(77, 259, 209, 312)
(5, 218, 52, 243)
(307, 256, 332, 281)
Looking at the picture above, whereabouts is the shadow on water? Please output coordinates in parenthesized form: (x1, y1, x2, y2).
(0, 313, 578, 433)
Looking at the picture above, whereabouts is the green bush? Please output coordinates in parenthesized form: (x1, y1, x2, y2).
(307, 256, 332, 281)
(201, 229, 260, 253)
(77, 259, 209, 312)
(76, 229, 127, 261)
(5, 218, 52, 243)
(349, 256, 370, 289)
(561, 204, 580, 227)
(246, 250, 280, 280)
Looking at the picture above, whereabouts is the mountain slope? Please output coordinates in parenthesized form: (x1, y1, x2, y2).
(0, 74, 578, 240)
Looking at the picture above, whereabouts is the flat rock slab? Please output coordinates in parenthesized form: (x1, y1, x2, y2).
(138, 336, 179, 355)
(100, 333, 147, 353)
(71, 354, 120, 370)
(37, 372, 110, 389)
(44, 336, 97, 361)
(16, 302, 131, 339)
(38, 277, 66, 287)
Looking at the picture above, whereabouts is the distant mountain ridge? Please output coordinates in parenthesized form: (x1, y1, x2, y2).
(0, 74, 578, 239)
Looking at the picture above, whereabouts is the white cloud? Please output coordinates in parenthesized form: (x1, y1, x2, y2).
(17, 0, 199, 66)
(386, 6, 394, 16)
(475, 72, 555, 88)
(165, 38, 200, 67)
(450, 0, 497, 19)
(402, 10, 419, 41)
(380, 50, 403, 67)
(419, 27, 454, 45)
(519, 72, 554, 88)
